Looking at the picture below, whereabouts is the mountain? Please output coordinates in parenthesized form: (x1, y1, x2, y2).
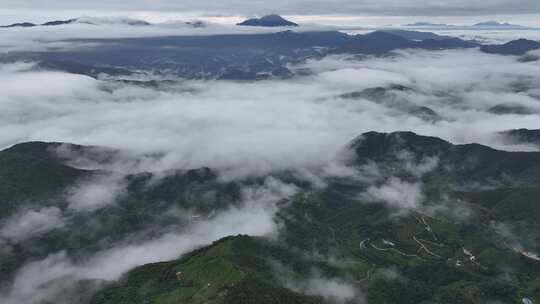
(1, 18, 79, 28)
(0, 29, 506, 80)
(184, 21, 206, 28)
(403, 22, 451, 27)
(1, 17, 150, 28)
(350, 131, 540, 184)
(76, 17, 151, 26)
(499, 128, 540, 146)
(473, 21, 527, 28)
(0, 28, 483, 81)
(333, 31, 478, 55)
(403, 21, 530, 29)
(0, 141, 243, 291)
(90, 236, 323, 304)
(0, 142, 91, 215)
(339, 85, 443, 122)
(481, 39, 540, 55)
(42, 19, 77, 26)
(378, 29, 450, 41)
(0, 22, 36, 28)
(488, 104, 535, 115)
(237, 14, 299, 27)
(3, 132, 540, 304)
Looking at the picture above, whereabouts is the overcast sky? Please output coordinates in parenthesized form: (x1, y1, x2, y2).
(2, 0, 540, 25)
(2, 0, 540, 15)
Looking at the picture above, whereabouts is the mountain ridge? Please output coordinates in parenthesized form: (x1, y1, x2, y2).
(237, 14, 299, 27)
(3, 131, 540, 303)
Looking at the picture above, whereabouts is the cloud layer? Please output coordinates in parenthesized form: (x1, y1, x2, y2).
(2, 49, 540, 179)
(0, 207, 65, 242)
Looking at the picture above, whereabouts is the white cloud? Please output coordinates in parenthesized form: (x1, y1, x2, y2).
(66, 175, 126, 212)
(0, 207, 65, 242)
(396, 150, 440, 177)
(0, 177, 295, 304)
(300, 276, 360, 303)
(279, 267, 364, 304)
(363, 177, 425, 210)
(2, 49, 540, 180)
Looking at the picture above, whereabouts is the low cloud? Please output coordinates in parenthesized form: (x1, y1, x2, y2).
(0, 177, 295, 304)
(490, 221, 535, 253)
(0, 207, 65, 242)
(299, 275, 360, 303)
(66, 174, 126, 212)
(280, 267, 364, 304)
(363, 177, 425, 210)
(396, 150, 440, 177)
(3, 49, 540, 180)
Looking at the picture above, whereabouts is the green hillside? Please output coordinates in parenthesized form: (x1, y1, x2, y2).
(2, 132, 540, 304)
(90, 236, 323, 304)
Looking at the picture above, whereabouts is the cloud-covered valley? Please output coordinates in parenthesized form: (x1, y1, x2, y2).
(2, 49, 540, 179)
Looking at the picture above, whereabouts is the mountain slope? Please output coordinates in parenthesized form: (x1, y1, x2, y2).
(90, 236, 322, 304)
(0, 142, 92, 215)
(0, 142, 244, 289)
(481, 39, 540, 55)
(0, 30, 478, 80)
(350, 131, 540, 186)
(3, 132, 540, 304)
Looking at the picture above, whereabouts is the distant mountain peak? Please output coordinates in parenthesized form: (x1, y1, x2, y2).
(403, 20, 530, 29)
(481, 38, 540, 55)
(474, 20, 509, 26)
(473, 20, 526, 28)
(42, 19, 77, 26)
(76, 16, 151, 26)
(403, 22, 449, 27)
(1, 17, 151, 28)
(237, 14, 298, 27)
(0, 22, 37, 28)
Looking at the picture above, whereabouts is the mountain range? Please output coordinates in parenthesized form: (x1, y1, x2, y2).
(2, 130, 540, 303)
(3, 29, 538, 80)
(403, 20, 531, 29)
(1, 15, 298, 28)
(482, 39, 540, 55)
(0, 17, 152, 28)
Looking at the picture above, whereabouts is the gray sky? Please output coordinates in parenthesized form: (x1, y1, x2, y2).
(2, 0, 540, 17)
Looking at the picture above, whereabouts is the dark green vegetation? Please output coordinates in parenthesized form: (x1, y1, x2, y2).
(0, 142, 89, 215)
(90, 236, 322, 304)
(2, 131, 540, 303)
(0, 142, 244, 288)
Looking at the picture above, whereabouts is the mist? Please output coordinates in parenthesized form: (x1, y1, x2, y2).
(0, 177, 295, 304)
(3, 49, 540, 180)
(0, 207, 65, 242)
